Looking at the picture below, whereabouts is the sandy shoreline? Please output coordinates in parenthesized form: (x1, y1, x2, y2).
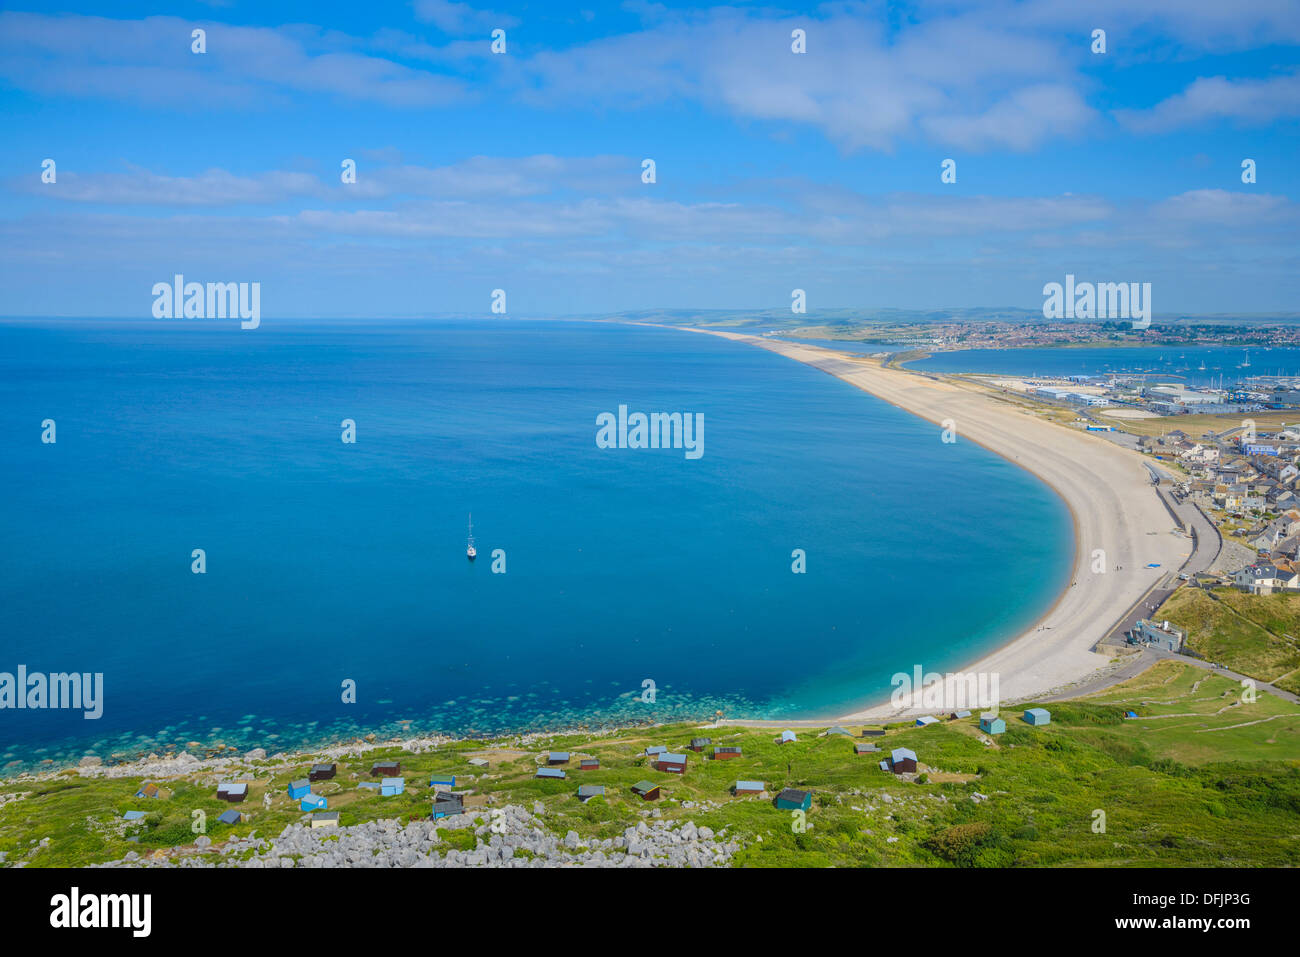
(669, 326, 1187, 723)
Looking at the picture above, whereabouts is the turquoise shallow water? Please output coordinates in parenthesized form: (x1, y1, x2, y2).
(0, 318, 1071, 768)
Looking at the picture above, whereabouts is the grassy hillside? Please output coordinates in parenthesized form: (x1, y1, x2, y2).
(2, 661, 1297, 868)
(1161, 587, 1300, 692)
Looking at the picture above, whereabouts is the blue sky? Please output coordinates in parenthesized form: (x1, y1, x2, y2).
(1, 0, 1297, 317)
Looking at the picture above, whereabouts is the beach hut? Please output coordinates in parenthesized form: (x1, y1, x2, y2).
(632, 781, 661, 801)
(468, 757, 490, 770)
(733, 780, 765, 796)
(217, 782, 247, 803)
(775, 788, 812, 812)
(380, 777, 405, 796)
(826, 726, 851, 737)
(879, 759, 891, 772)
(577, 784, 605, 803)
(535, 767, 566, 780)
(123, 810, 146, 821)
(217, 810, 241, 826)
(432, 793, 464, 819)
(854, 742, 879, 756)
(779, 730, 797, 744)
(915, 715, 940, 727)
(645, 746, 667, 757)
(358, 781, 382, 791)
(713, 746, 743, 760)
(1124, 710, 1138, 719)
(889, 748, 918, 774)
(135, 783, 159, 799)
(861, 729, 885, 738)
(979, 713, 1006, 735)
(654, 752, 688, 774)
(579, 757, 599, 771)
(1023, 708, 1052, 726)
(547, 752, 570, 765)
(689, 737, 711, 752)
(300, 793, 327, 811)
(371, 761, 400, 777)
(429, 774, 456, 788)
(287, 778, 311, 800)
(309, 763, 336, 782)
(949, 710, 972, 720)
(309, 812, 339, 828)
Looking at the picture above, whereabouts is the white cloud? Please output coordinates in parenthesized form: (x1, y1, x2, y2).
(1116, 72, 1300, 132)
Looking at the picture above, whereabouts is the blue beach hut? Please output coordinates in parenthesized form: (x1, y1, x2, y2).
(380, 777, 405, 796)
(536, 767, 566, 779)
(300, 793, 327, 811)
(1023, 708, 1051, 726)
(287, 779, 311, 800)
(217, 810, 241, 825)
(429, 774, 456, 788)
(123, 810, 145, 821)
(979, 713, 1006, 735)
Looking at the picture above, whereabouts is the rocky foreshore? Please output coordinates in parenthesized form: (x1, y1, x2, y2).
(97, 803, 741, 868)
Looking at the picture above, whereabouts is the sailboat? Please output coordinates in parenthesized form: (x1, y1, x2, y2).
(466, 514, 476, 561)
(1239, 351, 1251, 369)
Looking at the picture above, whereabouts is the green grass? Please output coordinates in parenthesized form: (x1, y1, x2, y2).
(1162, 587, 1300, 683)
(2, 660, 1298, 868)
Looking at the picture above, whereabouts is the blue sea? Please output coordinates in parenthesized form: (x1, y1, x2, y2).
(908, 345, 1300, 387)
(0, 318, 1071, 770)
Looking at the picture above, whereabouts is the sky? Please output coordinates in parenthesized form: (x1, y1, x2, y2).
(1, 0, 1297, 318)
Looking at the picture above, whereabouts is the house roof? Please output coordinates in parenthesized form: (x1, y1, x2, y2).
(776, 788, 809, 803)
(535, 768, 565, 778)
(658, 752, 687, 763)
(891, 747, 918, 763)
(735, 780, 764, 791)
(780, 730, 797, 742)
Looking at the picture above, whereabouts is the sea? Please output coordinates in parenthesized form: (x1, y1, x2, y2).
(0, 318, 1071, 770)
(906, 345, 1300, 387)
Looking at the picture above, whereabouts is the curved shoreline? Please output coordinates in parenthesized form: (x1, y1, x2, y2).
(662, 325, 1187, 722)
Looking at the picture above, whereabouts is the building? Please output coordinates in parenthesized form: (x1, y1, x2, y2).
(779, 730, 797, 744)
(432, 792, 464, 818)
(217, 782, 247, 803)
(380, 777, 405, 796)
(1023, 708, 1052, 726)
(547, 752, 570, 765)
(1232, 560, 1300, 594)
(888, 748, 918, 774)
(371, 761, 400, 777)
(535, 767, 566, 780)
(915, 715, 940, 727)
(216, 810, 241, 825)
(654, 752, 688, 774)
(309, 812, 339, 828)
(854, 742, 879, 756)
(309, 763, 336, 782)
(1130, 618, 1186, 652)
(468, 758, 489, 770)
(287, 779, 311, 800)
(577, 785, 605, 803)
(775, 788, 812, 811)
(979, 713, 1006, 735)
(135, 784, 159, 799)
(123, 810, 146, 821)
(429, 774, 456, 788)
(826, 726, 851, 736)
(645, 746, 667, 757)
(861, 728, 885, 737)
(632, 781, 661, 801)
(949, 710, 972, 720)
(689, 737, 711, 752)
(713, 746, 742, 760)
(300, 793, 327, 811)
(579, 758, 599, 771)
(733, 780, 765, 796)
